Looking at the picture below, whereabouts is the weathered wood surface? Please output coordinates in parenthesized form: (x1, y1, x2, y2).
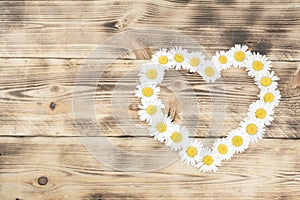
(0, 0, 299, 199)
(0, 137, 299, 200)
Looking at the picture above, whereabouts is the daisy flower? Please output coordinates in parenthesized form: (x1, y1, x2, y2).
(255, 71, 279, 90)
(247, 100, 274, 126)
(138, 99, 165, 124)
(228, 44, 251, 68)
(212, 138, 234, 161)
(246, 52, 271, 78)
(259, 88, 281, 107)
(240, 117, 266, 143)
(179, 139, 202, 166)
(151, 48, 173, 69)
(148, 115, 174, 142)
(135, 83, 160, 101)
(169, 46, 189, 70)
(227, 128, 251, 154)
(139, 64, 165, 84)
(196, 147, 221, 173)
(212, 50, 232, 70)
(165, 125, 191, 151)
(198, 60, 221, 83)
(185, 52, 206, 72)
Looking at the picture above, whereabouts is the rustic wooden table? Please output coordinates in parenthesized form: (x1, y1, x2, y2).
(0, 0, 299, 199)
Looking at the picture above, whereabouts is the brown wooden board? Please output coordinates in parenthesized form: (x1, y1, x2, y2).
(0, 0, 299, 199)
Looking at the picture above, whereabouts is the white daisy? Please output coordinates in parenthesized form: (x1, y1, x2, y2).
(212, 50, 232, 70)
(198, 60, 221, 83)
(228, 44, 251, 68)
(227, 128, 250, 154)
(165, 125, 191, 151)
(196, 147, 221, 173)
(135, 83, 160, 101)
(138, 98, 165, 124)
(240, 117, 266, 143)
(246, 52, 271, 78)
(169, 46, 189, 70)
(212, 138, 234, 161)
(139, 64, 165, 84)
(259, 88, 281, 107)
(148, 115, 174, 142)
(255, 71, 279, 90)
(185, 52, 206, 72)
(179, 139, 202, 166)
(247, 100, 274, 126)
(151, 48, 173, 69)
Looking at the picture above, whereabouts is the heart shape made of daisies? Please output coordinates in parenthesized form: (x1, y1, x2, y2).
(135, 44, 281, 172)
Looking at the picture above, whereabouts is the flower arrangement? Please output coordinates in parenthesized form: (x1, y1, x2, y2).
(135, 45, 281, 172)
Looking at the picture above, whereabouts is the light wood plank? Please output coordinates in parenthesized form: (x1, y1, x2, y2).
(0, 137, 299, 199)
(0, 59, 298, 138)
(0, 0, 299, 60)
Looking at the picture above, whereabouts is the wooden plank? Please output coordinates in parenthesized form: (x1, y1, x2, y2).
(0, 0, 299, 199)
(0, 0, 299, 60)
(0, 59, 298, 138)
(0, 137, 299, 199)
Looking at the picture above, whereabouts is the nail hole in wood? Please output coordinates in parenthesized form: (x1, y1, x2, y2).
(38, 176, 48, 186)
(49, 102, 56, 110)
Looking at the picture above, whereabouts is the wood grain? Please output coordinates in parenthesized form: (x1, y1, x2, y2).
(0, 137, 299, 200)
(0, 59, 298, 138)
(0, 0, 299, 60)
(0, 0, 299, 199)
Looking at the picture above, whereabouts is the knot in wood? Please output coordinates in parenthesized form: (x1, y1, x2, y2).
(49, 102, 56, 110)
(38, 176, 48, 186)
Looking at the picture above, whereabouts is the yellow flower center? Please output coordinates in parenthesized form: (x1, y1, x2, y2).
(142, 87, 154, 97)
(218, 55, 227, 64)
(264, 92, 274, 103)
(190, 57, 200, 67)
(232, 136, 243, 147)
(252, 61, 263, 71)
(260, 77, 272, 87)
(156, 122, 167, 133)
(255, 108, 267, 119)
(234, 51, 245, 62)
(202, 155, 213, 166)
(217, 144, 228, 155)
(146, 105, 157, 115)
(246, 124, 258, 135)
(186, 146, 197, 157)
(146, 69, 157, 80)
(171, 131, 183, 143)
(204, 67, 215, 77)
(159, 55, 168, 65)
(174, 54, 184, 63)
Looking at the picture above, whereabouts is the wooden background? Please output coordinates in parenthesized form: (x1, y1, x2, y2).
(0, 0, 299, 199)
